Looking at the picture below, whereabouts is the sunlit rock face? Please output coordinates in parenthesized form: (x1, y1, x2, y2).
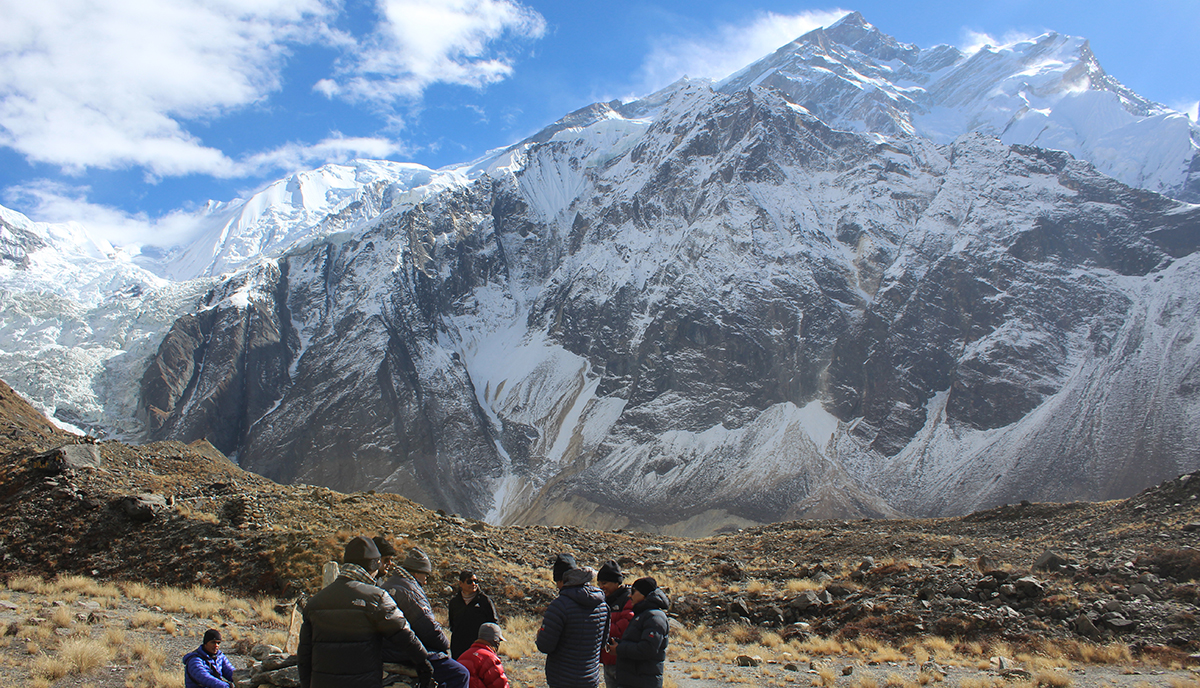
(4, 14, 1199, 535)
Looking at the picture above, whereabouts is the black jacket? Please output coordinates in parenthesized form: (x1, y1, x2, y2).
(448, 589, 498, 659)
(298, 576, 428, 688)
(615, 588, 670, 688)
(536, 569, 608, 688)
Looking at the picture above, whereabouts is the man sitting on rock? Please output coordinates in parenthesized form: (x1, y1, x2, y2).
(183, 628, 235, 688)
(379, 545, 470, 688)
(299, 536, 433, 688)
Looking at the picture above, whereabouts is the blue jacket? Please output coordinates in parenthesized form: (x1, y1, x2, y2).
(614, 588, 670, 688)
(536, 569, 608, 688)
(183, 645, 235, 688)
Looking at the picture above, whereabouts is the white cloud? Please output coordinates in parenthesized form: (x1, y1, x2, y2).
(322, 0, 547, 104)
(0, 0, 544, 179)
(240, 135, 409, 174)
(958, 28, 1044, 56)
(0, 0, 338, 178)
(1170, 100, 1199, 123)
(5, 181, 208, 249)
(637, 9, 851, 93)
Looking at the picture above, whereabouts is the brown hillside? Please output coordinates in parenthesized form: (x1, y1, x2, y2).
(1, 378, 1199, 659)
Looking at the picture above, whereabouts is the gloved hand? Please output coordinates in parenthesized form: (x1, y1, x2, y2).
(415, 655, 434, 688)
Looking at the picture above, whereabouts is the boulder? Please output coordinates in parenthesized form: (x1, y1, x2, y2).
(734, 655, 760, 667)
(32, 444, 101, 473)
(1034, 550, 1070, 572)
(117, 493, 168, 522)
(1014, 576, 1045, 598)
(251, 644, 284, 661)
(789, 591, 820, 611)
(260, 653, 297, 671)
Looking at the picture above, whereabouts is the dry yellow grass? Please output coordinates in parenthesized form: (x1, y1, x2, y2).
(794, 636, 845, 656)
(29, 653, 70, 681)
(786, 578, 826, 593)
(50, 605, 75, 628)
(853, 675, 881, 688)
(1035, 670, 1073, 688)
(815, 664, 838, 687)
(496, 613, 540, 660)
(58, 636, 112, 674)
(129, 610, 167, 629)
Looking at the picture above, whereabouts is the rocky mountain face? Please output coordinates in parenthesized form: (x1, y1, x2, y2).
(5, 14, 1200, 535)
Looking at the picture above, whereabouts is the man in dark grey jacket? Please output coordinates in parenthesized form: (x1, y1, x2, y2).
(379, 546, 470, 688)
(611, 577, 670, 688)
(536, 557, 608, 688)
(298, 537, 432, 688)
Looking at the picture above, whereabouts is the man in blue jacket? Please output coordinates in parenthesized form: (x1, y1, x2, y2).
(183, 629, 235, 688)
(536, 555, 608, 688)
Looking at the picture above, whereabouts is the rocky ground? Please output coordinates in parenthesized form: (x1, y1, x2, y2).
(2, 379, 1200, 686)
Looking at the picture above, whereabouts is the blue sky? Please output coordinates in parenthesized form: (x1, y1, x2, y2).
(1, 0, 1197, 248)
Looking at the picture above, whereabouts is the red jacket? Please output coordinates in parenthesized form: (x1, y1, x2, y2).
(458, 640, 509, 688)
(601, 598, 634, 665)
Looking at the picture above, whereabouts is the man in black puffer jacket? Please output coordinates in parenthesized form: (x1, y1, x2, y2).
(379, 547, 470, 688)
(536, 556, 607, 688)
(610, 577, 669, 688)
(298, 537, 433, 688)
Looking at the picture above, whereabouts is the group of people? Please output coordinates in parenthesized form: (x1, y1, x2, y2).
(537, 553, 670, 688)
(182, 537, 669, 688)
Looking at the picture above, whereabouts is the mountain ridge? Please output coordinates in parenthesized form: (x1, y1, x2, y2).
(1, 14, 1199, 534)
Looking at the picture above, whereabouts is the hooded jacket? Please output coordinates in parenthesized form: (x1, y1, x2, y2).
(183, 645, 235, 688)
(298, 570, 429, 688)
(614, 588, 670, 688)
(536, 568, 608, 688)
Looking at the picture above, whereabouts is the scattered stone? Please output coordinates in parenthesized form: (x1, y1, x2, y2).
(251, 644, 285, 661)
(1074, 613, 1101, 640)
(842, 665, 854, 676)
(1034, 550, 1071, 572)
(260, 653, 297, 671)
(117, 493, 168, 522)
(735, 655, 760, 667)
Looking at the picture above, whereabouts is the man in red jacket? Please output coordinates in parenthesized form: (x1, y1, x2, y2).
(458, 623, 510, 688)
(596, 561, 633, 688)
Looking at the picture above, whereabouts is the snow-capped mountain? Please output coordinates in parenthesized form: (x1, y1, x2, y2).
(719, 12, 1199, 202)
(143, 160, 470, 281)
(3, 13, 1199, 534)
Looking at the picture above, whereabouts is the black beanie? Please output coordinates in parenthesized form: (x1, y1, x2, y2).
(344, 536, 381, 562)
(597, 560, 623, 583)
(632, 577, 657, 597)
(552, 553, 576, 582)
(203, 628, 222, 644)
(372, 535, 398, 558)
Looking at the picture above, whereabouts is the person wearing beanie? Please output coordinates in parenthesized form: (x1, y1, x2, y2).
(373, 535, 399, 578)
(183, 628, 235, 688)
(536, 562, 608, 688)
(457, 623, 510, 688)
(448, 569, 498, 660)
(596, 561, 633, 688)
(609, 577, 670, 688)
(298, 536, 433, 688)
(552, 553, 577, 588)
(380, 547, 470, 688)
